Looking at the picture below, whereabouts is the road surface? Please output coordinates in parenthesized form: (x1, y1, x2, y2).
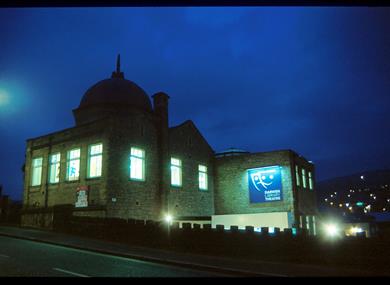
(0, 235, 225, 277)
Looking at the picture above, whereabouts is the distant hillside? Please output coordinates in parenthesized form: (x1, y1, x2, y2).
(317, 169, 390, 196)
(316, 169, 390, 213)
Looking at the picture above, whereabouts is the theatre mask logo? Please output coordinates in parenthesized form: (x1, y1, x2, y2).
(248, 166, 283, 203)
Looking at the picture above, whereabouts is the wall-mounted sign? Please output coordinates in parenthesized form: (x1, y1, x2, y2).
(75, 185, 89, 208)
(248, 166, 283, 203)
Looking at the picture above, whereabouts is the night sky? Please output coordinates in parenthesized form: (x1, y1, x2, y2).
(1, 7, 390, 200)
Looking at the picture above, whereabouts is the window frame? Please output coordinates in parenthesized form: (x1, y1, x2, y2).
(312, 216, 317, 235)
(170, 157, 182, 187)
(129, 147, 145, 181)
(305, 215, 310, 231)
(66, 148, 81, 182)
(198, 164, 208, 191)
(308, 171, 313, 190)
(302, 168, 307, 189)
(48, 152, 61, 184)
(31, 157, 43, 186)
(87, 143, 103, 179)
(295, 165, 300, 187)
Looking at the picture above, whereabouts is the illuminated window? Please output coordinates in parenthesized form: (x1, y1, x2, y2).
(312, 216, 317, 235)
(171, 158, 182, 187)
(49, 153, 61, 184)
(66, 148, 80, 181)
(130, 147, 145, 180)
(308, 171, 313, 190)
(306, 216, 310, 231)
(88, 143, 103, 178)
(302, 168, 307, 188)
(295, 165, 300, 186)
(31, 157, 43, 186)
(198, 165, 208, 190)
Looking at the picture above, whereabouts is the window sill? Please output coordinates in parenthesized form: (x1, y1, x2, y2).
(29, 186, 41, 192)
(64, 180, 80, 184)
(129, 178, 146, 182)
(86, 177, 102, 181)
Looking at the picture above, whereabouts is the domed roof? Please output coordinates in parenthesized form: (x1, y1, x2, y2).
(215, 147, 250, 157)
(78, 55, 152, 112)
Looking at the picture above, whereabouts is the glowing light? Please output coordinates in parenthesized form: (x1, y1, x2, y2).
(356, 202, 364, 207)
(0, 89, 9, 106)
(0, 82, 29, 117)
(292, 228, 297, 235)
(165, 214, 173, 224)
(361, 175, 364, 180)
(324, 223, 340, 238)
(350, 227, 363, 235)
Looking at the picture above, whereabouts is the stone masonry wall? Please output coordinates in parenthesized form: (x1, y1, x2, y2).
(23, 119, 109, 214)
(292, 153, 317, 216)
(168, 121, 215, 218)
(104, 111, 161, 221)
(214, 150, 295, 217)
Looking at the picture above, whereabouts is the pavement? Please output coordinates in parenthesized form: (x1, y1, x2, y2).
(0, 225, 382, 277)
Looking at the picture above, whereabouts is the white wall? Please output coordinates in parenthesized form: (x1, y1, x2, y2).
(176, 220, 211, 228)
(212, 212, 290, 230)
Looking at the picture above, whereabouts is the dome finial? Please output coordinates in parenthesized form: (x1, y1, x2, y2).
(111, 53, 124, 79)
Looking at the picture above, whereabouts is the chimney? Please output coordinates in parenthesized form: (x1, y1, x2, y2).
(152, 92, 170, 219)
(152, 92, 170, 128)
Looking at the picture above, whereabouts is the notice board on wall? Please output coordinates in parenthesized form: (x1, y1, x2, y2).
(75, 185, 89, 208)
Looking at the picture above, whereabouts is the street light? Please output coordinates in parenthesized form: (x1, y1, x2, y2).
(165, 214, 173, 224)
(323, 222, 341, 239)
(164, 214, 173, 247)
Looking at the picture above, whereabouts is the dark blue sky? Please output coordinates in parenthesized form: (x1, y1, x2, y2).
(1, 7, 390, 200)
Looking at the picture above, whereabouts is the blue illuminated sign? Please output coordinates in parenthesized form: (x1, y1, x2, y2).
(248, 166, 283, 203)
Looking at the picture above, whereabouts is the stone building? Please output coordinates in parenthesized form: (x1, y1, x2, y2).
(213, 149, 317, 234)
(22, 56, 317, 233)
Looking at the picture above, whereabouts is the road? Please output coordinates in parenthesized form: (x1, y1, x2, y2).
(0, 235, 224, 277)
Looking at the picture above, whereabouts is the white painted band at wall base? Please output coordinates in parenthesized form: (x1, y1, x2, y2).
(212, 212, 290, 230)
